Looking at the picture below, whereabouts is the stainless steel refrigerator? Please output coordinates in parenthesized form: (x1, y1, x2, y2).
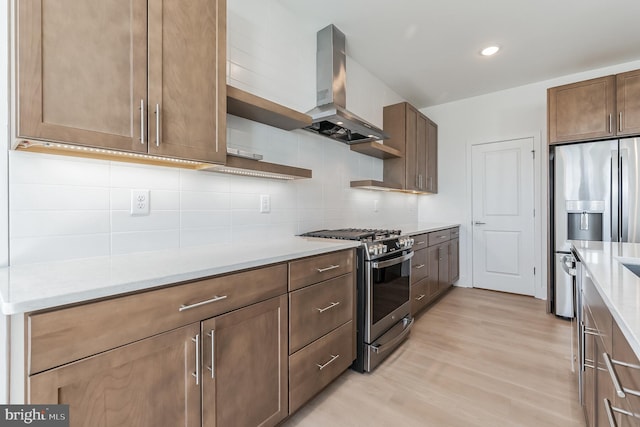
(552, 137, 640, 317)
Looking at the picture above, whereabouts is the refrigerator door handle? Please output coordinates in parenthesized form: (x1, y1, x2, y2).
(611, 150, 619, 242)
(621, 148, 629, 242)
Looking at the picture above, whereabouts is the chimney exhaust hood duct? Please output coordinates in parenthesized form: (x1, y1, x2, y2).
(303, 25, 389, 144)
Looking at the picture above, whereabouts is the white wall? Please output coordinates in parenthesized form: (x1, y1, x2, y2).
(6, 0, 414, 266)
(1, 0, 9, 404)
(418, 58, 640, 298)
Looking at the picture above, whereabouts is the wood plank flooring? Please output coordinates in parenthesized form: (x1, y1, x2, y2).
(283, 287, 585, 426)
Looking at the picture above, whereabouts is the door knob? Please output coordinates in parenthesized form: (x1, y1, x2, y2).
(474, 221, 486, 225)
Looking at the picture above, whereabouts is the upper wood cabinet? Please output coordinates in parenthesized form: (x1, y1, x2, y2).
(383, 102, 438, 193)
(617, 69, 640, 136)
(548, 69, 640, 144)
(17, 0, 226, 163)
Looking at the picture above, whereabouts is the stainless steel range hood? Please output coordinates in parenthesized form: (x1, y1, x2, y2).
(304, 25, 388, 144)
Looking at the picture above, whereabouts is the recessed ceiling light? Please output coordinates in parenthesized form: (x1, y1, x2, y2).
(481, 46, 500, 56)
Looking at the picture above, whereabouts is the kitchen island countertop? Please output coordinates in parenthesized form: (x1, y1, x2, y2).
(572, 240, 640, 359)
(0, 237, 360, 315)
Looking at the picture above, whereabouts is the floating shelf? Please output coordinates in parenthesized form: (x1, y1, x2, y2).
(200, 155, 312, 180)
(226, 85, 312, 131)
(350, 180, 429, 194)
(349, 141, 402, 159)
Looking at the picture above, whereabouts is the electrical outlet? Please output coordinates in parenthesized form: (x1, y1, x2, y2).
(260, 194, 271, 213)
(131, 189, 150, 216)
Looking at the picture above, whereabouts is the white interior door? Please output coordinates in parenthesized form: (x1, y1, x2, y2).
(472, 138, 535, 296)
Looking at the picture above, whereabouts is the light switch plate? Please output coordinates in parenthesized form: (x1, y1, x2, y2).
(260, 194, 271, 213)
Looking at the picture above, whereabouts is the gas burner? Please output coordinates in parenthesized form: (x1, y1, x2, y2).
(301, 228, 401, 242)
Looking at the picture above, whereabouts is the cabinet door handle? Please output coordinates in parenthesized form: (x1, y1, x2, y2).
(604, 397, 640, 426)
(316, 354, 340, 370)
(207, 330, 215, 379)
(415, 294, 425, 301)
(619, 112, 623, 132)
(317, 301, 340, 313)
(191, 334, 200, 385)
(155, 104, 161, 147)
(179, 295, 228, 312)
(609, 113, 613, 133)
(429, 176, 433, 191)
(603, 352, 626, 398)
(316, 264, 340, 273)
(140, 99, 145, 145)
(415, 264, 425, 269)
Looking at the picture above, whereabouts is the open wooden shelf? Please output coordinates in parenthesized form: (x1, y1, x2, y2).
(349, 141, 402, 159)
(227, 85, 312, 131)
(200, 155, 312, 180)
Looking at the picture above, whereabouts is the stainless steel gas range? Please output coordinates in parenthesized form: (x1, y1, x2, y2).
(301, 228, 415, 372)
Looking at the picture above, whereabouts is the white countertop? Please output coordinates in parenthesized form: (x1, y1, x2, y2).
(401, 222, 460, 235)
(572, 240, 640, 358)
(0, 237, 360, 315)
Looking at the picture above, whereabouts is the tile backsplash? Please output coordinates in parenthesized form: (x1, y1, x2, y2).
(8, 117, 418, 265)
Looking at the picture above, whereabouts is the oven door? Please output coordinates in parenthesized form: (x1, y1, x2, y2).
(364, 250, 413, 343)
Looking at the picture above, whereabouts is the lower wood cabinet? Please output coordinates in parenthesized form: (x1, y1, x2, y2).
(30, 323, 202, 427)
(202, 295, 288, 427)
(411, 227, 459, 317)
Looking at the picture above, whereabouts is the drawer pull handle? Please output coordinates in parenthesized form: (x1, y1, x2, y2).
(584, 327, 601, 336)
(603, 352, 626, 398)
(316, 354, 340, 370)
(416, 241, 426, 245)
(179, 295, 228, 312)
(317, 264, 340, 273)
(317, 301, 340, 313)
(604, 398, 640, 426)
(415, 294, 425, 301)
(192, 334, 200, 385)
(415, 264, 425, 269)
(439, 235, 447, 239)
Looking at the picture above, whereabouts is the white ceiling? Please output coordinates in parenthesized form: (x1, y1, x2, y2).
(278, 0, 640, 108)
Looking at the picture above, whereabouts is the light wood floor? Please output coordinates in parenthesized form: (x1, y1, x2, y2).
(283, 287, 585, 426)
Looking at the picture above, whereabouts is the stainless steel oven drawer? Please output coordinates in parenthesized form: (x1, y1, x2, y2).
(364, 315, 413, 372)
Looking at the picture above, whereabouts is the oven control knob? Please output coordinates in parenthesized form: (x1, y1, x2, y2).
(382, 245, 388, 253)
(410, 238, 414, 246)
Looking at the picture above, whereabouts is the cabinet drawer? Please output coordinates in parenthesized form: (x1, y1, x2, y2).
(289, 249, 354, 291)
(428, 229, 451, 246)
(411, 279, 429, 316)
(411, 248, 428, 284)
(412, 233, 428, 251)
(584, 273, 612, 352)
(450, 227, 460, 238)
(29, 263, 287, 374)
(289, 321, 353, 414)
(289, 273, 354, 353)
(613, 321, 640, 414)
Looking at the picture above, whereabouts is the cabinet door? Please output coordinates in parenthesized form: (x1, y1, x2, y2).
(29, 323, 200, 427)
(17, 0, 147, 152)
(617, 69, 640, 136)
(416, 114, 427, 191)
(548, 76, 616, 144)
(449, 238, 459, 284)
(147, 0, 226, 163)
(201, 295, 288, 427)
(427, 246, 440, 297)
(405, 106, 419, 191)
(438, 244, 450, 292)
(426, 118, 438, 193)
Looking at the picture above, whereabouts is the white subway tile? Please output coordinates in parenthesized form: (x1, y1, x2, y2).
(10, 184, 109, 211)
(232, 210, 269, 227)
(111, 230, 179, 255)
(181, 211, 232, 229)
(180, 170, 230, 193)
(110, 163, 180, 190)
(269, 209, 296, 224)
(9, 151, 110, 186)
(111, 210, 180, 233)
(231, 193, 258, 210)
(10, 234, 110, 265)
(10, 211, 110, 238)
(180, 227, 232, 247)
(181, 191, 231, 211)
(231, 224, 271, 243)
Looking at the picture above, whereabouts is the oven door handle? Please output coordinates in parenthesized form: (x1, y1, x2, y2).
(371, 317, 414, 354)
(371, 252, 414, 269)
